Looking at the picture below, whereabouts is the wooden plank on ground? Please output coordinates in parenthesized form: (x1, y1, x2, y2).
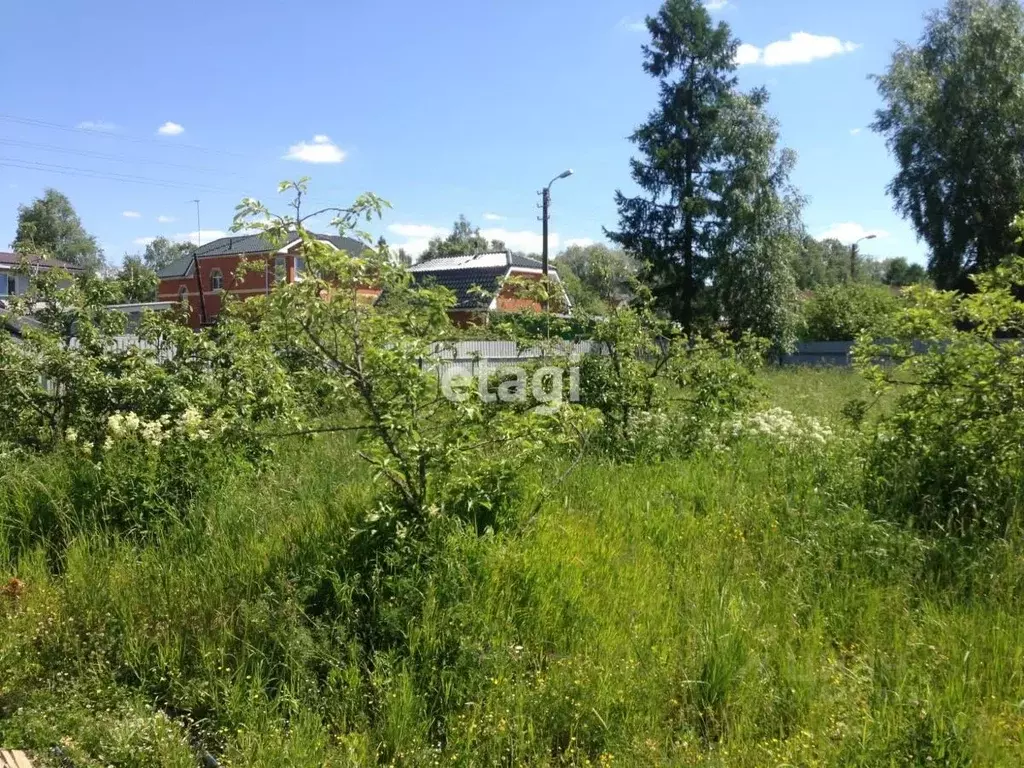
(0, 751, 34, 768)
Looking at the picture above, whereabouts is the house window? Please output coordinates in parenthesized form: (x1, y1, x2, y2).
(178, 286, 188, 301)
(294, 256, 305, 279)
(0, 274, 8, 296)
(209, 269, 224, 291)
(274, 256, 287, 284)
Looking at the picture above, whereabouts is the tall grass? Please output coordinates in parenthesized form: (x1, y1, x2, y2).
(0, 370, 1022, 766)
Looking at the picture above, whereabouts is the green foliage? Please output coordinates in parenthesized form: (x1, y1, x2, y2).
(418, 215, 505, 262)
(883, 256, 929, 286)
(141, 237, 193, 271)
(854, 258, 1024, 536)
(112, 255, 159, 303)
(799, 283, 902, 341)
(873, 0, 1024, 289)
(577, 296, 765, 459)
(0, 264, 298, 540)
(789, 236, 855, 290)
(553, 243, 637, 313)
(3, 394, 1023, 765)
(232, 180, 586, 527)
(11, 188, 104, 273)
(609, 0, 800, 344)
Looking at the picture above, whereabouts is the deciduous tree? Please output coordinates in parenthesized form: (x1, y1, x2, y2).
(873, 0, 1024, 289)
(142, 237, 192, 271)
(419, 215, 506, 262)
(12, 189, 104, 272)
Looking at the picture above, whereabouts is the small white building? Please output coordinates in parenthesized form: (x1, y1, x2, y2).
(0, 251, 83, 300)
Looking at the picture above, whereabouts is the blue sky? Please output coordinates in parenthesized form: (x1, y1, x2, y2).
(0, 0, 938, 266)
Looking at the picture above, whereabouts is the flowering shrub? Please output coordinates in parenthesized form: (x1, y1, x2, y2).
(0, 264, 299, 536)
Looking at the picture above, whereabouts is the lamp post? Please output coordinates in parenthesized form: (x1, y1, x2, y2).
(540, 169, 574, 276)
(851, 234, 877, 281)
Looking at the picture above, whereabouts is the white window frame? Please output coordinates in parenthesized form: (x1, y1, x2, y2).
(209, 269, 224, 291)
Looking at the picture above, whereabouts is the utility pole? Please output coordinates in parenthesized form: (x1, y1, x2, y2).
(538, 169, 574, 277)
(189, 199, 207, 327)
(850, 234, 878, 282)
(541, 186, 550, 277)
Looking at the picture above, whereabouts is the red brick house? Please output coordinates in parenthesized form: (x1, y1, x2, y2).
(156, 233, 365, 328)
(407, 251, 570, 325)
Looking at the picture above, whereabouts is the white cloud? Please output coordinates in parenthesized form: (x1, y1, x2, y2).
(617, 17, 646, 32)
(122, 210, 141, 219)
(173, 230, 227, 246)
(564, 238, 596, 249)
(157, 215, 176, 223)
(818, 222, 890, 245)
(850, 127, 863, 136)
(735, 43, 762, 66)
(77, 120, 117, 132)
(386, 224, 447, 257)
(133, 237, 157, 246)
(482, 212, 505, 221)
(283, 134, 346, 164)
(389, 223, 447, 239)
(157, 121, 185, 136)
(736, 32, 860, 67)
(705, 0, 730, 10)
(480, 227, 557, 254)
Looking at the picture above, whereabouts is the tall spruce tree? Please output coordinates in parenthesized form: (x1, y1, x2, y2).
(608, 0, 740, 330)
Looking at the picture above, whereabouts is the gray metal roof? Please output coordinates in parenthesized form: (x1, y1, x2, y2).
(155, 233, 367, 278)
(409, 251, 551, 273)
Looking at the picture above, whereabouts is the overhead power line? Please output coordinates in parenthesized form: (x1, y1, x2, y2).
(0, 114, 248, 158)
(0, 157, 240, 194)
(0, 138, 241, 176)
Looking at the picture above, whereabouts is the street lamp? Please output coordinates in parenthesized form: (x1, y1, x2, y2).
(540, 169, 574, 276)
(851, 234, 877, 281)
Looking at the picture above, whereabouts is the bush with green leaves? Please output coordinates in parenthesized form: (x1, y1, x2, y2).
(231, 180, 591, 532)
(577, 295, 765, 460)
(799, 283, 902, 341)
(0, 264, 299, 538)
(854, 258, 1024, 536)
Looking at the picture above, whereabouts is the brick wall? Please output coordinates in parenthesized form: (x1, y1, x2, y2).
(158, 252, 293, 327)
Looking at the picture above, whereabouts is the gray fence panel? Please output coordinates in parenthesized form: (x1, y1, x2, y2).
(780, 341, 855, 367)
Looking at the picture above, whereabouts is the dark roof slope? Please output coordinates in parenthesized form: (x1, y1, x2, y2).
(156, 233, 367, 278)
(508, 253, 546, 269)
(0, 252, 83, 272)
(155, 255, 196, 279)
(409, 266, 510, 309)
(405, 251, 561, 309)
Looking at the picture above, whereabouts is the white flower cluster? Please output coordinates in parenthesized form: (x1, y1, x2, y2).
(727, 408, 835, 448)
(107, 411, 174, 447)
(63, 407, 218, 453)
